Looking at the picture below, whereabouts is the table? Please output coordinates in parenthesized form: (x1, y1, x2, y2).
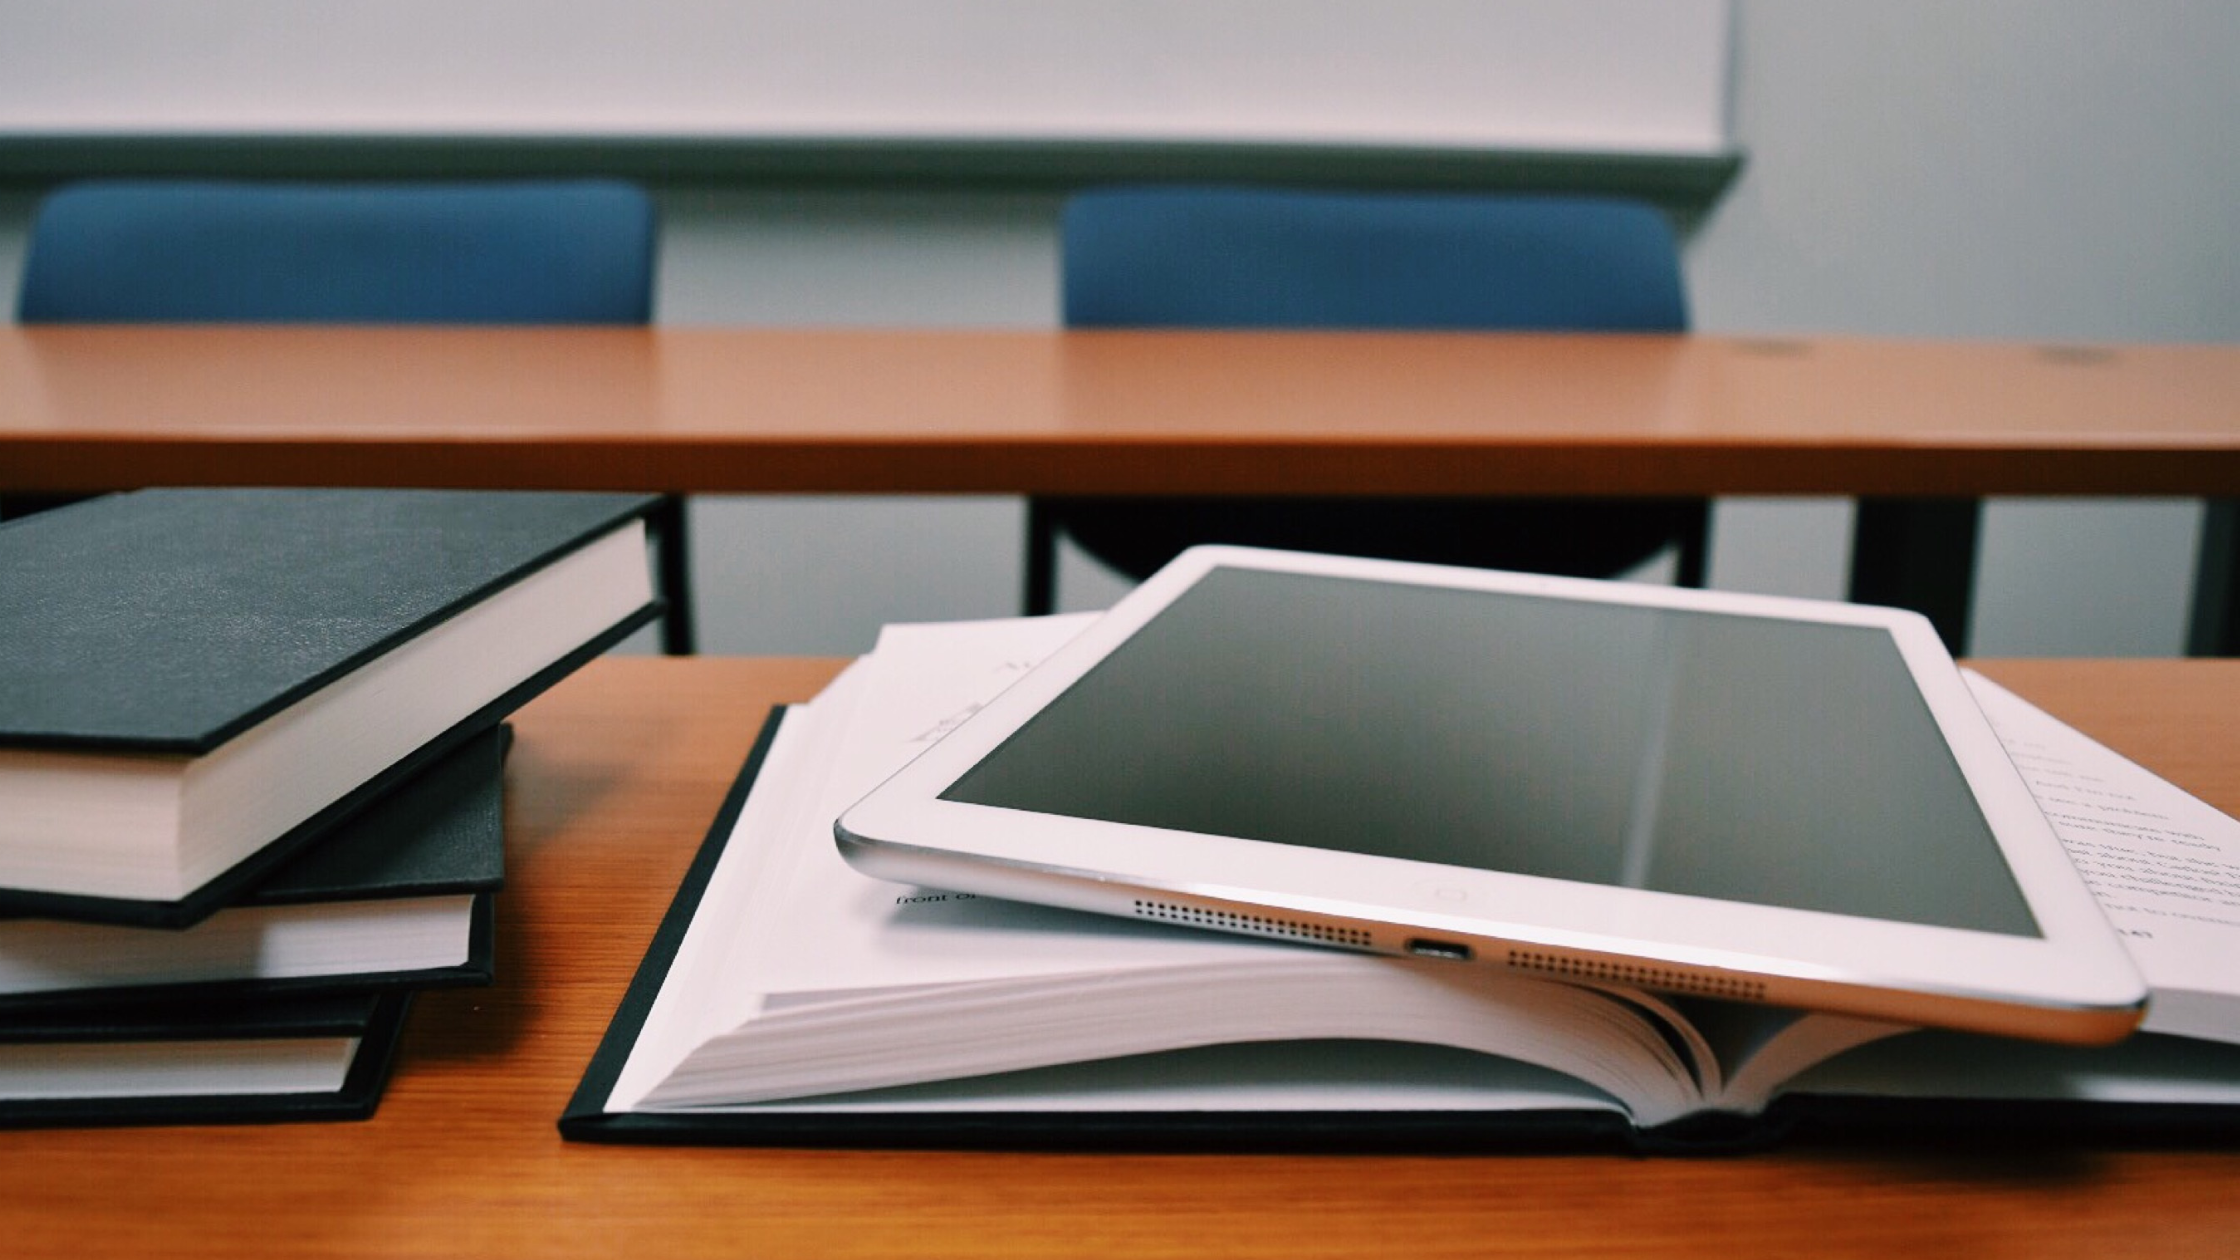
(4, 327, 2236, 651)
(4, 655, 2237, 1260)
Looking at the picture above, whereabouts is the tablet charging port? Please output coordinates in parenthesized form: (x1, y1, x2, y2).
(1406, 938, 1473, 962)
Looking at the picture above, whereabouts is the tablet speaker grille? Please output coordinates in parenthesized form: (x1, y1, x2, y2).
(1505, 950, 1766, 1002)
(1134, 900, 1373, 949)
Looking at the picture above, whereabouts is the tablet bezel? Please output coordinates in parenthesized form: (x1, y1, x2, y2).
(837, 547, 2146, 1045)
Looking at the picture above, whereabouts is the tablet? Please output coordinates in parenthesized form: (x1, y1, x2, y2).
(838, 547, 2146, 1045)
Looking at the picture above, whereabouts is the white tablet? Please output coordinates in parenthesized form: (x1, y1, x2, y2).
(838, 547, 2146, 1045)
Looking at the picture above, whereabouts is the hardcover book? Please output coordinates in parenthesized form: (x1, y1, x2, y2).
(0, 990, 411, 1129)
(0, 723, 511, 1011)
(0, 488, 658, 926)
(564, 617, 2240, 1151)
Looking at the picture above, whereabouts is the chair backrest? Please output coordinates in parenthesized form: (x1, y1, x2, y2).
(17, 180, 656, 325)
(1061, 187, 1686, 333)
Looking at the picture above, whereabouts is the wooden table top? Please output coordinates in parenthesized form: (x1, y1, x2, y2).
(4, 325, 2237, 497)
(5, 654, 2238, 1259)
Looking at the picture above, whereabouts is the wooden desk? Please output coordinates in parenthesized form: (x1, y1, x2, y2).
(4, 655, 2237, 1260)
(4, 326, 2236, 649)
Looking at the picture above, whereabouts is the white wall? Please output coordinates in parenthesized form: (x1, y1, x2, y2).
(1, 1, 1733, 155)
(4, 0, 2235, 657)
(652, 187, 1065, 652)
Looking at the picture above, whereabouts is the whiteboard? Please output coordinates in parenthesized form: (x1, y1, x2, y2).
(1, 0, 1731, 157)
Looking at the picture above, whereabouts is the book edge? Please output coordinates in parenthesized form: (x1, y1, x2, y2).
(0, 893, 494, 1014)
(560, 707, 792, 1137)
(0, 991, 413, 1130)
(562, 1104, 1644, 1153)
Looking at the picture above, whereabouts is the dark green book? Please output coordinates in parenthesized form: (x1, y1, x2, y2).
(0, 724, 511, 1012)
(0, 991, 412, 1129)
(0, 488, 659, 927)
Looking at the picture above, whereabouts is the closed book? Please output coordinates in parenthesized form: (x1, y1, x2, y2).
(0, 991, 411, 1128)
(0, 724, 511, 1011)
(0, 488, 658, 926)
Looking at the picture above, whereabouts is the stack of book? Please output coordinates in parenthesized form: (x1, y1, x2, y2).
(1, 488, 660, 1127)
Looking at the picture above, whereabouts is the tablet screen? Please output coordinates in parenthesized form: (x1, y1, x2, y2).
(943, 566, 2039, 937)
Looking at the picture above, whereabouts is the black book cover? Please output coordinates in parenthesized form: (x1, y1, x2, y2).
(0, 991, 413, 1129)
(0, 724, 507, 1010)
(0, 487, 656, 752)
(0, 488, 660, 927)
(241, 723, 511, 907)
(562, 713, 2240, 1154)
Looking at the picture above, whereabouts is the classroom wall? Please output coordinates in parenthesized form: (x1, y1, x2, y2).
(3, 1, 2234, 656)
(0, 1, 1733, 156)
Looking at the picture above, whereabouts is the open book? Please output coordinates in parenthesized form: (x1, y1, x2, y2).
(565, 617, 2240, 1149)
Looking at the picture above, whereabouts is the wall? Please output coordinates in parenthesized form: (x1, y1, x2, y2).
(4, 1, 2235, 656)
(1, 1, 1731, 155)
(654, 187, 1066, 651)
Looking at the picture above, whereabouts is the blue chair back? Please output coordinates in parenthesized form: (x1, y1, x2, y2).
(1062, 187, 1686, 333)
(18, 180, 655, 324)
(1023, 186, 1703, 615)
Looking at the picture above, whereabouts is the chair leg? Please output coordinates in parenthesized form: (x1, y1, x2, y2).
(2189, 498, 2237, 657)
(649, 494, 697, 656)
(1849, 497, 1981, 655)
(1024, 499, 1060, 617)
(1674, 502, 1711, 589)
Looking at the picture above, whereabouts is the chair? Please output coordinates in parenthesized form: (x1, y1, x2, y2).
(18, 180, 655, 324)
(14, 178, 694, 653)
(1024, 187, 1707, 615)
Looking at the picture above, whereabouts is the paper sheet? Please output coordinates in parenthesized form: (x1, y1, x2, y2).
(1965, 671, 2240, 1038)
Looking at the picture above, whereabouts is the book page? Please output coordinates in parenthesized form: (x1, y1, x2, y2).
(728, 615, 1287, 1001)
(603, 683, 843, 1110)
(1965, 671, 2240, 1040)
(618, 614, 1704, 1122)
(710, 1040, 1628, 1117)
(608, 616, 1274, 1113)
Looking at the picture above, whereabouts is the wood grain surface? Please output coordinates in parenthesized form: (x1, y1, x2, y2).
(3, 655, 2238, 1259)
(4, 327, 2235, 497)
